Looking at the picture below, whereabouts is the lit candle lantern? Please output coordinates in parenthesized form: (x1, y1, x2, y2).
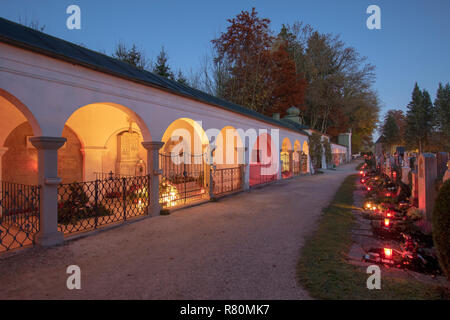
(384, 248, 393, 259)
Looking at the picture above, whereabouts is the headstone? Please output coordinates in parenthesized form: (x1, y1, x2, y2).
(418, 153, 437, 232)
(411, 170, 418, 205)
(401, 167, 411, 185)
(443, 161, 450, 183)
(116, 131, 141, 176)
(436, 152, 449, 179)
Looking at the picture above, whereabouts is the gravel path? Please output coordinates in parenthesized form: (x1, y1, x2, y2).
(0, 162, 357, 300)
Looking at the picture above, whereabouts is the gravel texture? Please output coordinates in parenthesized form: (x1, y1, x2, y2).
(0, 163, 356, 300)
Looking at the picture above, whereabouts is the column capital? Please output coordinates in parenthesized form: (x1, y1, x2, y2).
(142, 141, 165, 151)
(30, 136, 66, 150)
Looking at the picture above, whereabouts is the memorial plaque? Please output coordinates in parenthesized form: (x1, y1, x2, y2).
(116, 131, 141, 176)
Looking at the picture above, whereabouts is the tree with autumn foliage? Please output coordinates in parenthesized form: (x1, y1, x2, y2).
(269, 41, 307, 117)
(211, 8, 306, 116)
(211, 8, 274, 114)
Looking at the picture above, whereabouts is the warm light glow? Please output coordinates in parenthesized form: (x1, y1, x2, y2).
(365, 202, 372, 209)
(384, 248, 393, 259)
(387, 212, 392, 217)
(359, 171, 363, 175)
(385, 192, 391, 197)
(384, 218, 390, 227)
(160, 182, 179, 207)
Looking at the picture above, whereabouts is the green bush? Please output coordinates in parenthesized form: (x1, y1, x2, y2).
(432, 179, 450, 281)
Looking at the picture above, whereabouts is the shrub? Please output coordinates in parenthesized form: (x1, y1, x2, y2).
(309, 132, 323, 170)
(432, 179, 450, 281)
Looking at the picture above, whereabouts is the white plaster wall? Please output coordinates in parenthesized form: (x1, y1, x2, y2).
(0, 42, 310, 170)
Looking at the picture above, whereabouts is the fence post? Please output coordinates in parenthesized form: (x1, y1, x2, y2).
(30, 136, 66, 247)
(94, 179, 99, 229)
(122, 177, 127, 221)
(142, 141, 165, 216)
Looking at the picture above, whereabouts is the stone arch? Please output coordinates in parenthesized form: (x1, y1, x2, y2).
(62, 102, 151, 181)
(0, 88, 43, 184)
(214, 126, 244, 168)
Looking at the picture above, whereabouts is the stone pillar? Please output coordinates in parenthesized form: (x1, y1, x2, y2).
(288, 150, 294, 176)
(418, 153, 437, 230)
(207, 144, 216, 199)
(142, 141, 164, 216)
(237, 143, 250, 190)
(30, 136, 66, 247)
(0, 147, 8, 219)
(277, 148, 282, 180)
(81, 146, 106, 181)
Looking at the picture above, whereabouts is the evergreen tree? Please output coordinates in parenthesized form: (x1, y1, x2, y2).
(176, 70, 189, 85)
(405, 83, 434, 152)
(434, 82, 450, 147)
(113, 43, 149, 70)
(381, 111, 401, 153)
(153, 47, 174, 80)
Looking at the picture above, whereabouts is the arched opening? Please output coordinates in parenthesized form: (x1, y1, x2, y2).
(62, 102, 150, 182)
(0, 89, 42, 252)
(302, 141, 309, 173)
(159, 118, 209, 207)
(212, 126, 244, 195)
(281, 138, 292, 179)
(57, 102, 152, 235)
(249, 133, 277, 187)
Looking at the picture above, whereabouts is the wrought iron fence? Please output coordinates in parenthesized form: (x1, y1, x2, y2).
(293, 160, 301, 176)
(57, 175, 150, 235)
(94, 171, 134, 181)
(301, 153, 308, 173)
(159, 152, 208, 208)
(249, 163, 277, 187)
(280, 153, 292, 178)
(212, 166, 243, 196)
(0, 181, 40, 252)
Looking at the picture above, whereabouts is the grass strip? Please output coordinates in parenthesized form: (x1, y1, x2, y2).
(297, 174, 447, 299)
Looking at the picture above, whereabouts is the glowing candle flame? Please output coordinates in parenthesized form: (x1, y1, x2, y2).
(384, 248, 393, 259)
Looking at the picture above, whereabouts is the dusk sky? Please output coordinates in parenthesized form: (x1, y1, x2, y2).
(1, 0, 449, 126)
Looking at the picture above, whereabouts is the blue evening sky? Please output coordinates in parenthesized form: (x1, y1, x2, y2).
(1, 0, 449, 126)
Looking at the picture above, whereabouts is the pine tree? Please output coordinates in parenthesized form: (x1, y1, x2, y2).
(113, 43, 149, 70)
(176, 70, 188, 85)
(381, 111, 401, 153)
(153, 47, 174, 80)
(405, 83, 434, 152)
(434, 82, 450, 146)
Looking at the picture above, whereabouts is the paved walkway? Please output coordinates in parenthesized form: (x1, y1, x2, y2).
(0, 162, 357, 300)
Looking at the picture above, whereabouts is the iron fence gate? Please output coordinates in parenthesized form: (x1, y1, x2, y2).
(0, 181, 40, 252)
(212, 166, 243, 196)
(57, 175, 150, 235)
(159, 152, 208, 208)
